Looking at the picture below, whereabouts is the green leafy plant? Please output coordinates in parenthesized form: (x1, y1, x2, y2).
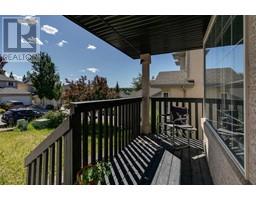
(0, 108, 6, 114)
(17, 119, 28, 131)
(32, 118, 50, 130)
(43, 111, 67, 128)
(77, 161, 111, 185)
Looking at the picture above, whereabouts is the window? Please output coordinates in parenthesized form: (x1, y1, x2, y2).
(8, 82, 14, 87)
(163, 92, 168, 97)
(205, 16, 244, 167)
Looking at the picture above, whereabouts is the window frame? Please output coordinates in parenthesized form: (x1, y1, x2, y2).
(203, 15, 246, 175)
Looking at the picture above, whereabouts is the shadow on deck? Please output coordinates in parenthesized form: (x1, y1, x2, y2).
(105, 135, 213, 185)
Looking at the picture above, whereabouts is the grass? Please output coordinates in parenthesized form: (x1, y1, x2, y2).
(0, 124, 53, 185)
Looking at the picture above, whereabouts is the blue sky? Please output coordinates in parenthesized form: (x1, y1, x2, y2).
(0, 15, 179, 87)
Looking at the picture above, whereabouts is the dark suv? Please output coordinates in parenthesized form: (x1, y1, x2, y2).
(6, 100, 24, 109)
(1, 108, 43, 125)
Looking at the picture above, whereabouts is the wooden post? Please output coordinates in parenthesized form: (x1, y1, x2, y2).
(140, 53, 151, 134)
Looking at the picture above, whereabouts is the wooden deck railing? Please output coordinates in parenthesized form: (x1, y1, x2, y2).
(151, 97, 204, 140)
(151, 97, 244, 140)
(25, 97, 142, 185)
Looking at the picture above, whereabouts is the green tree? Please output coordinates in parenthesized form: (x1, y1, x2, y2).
(30, 52, 62, 100)
(63, 75, 117, 107)
(9, 72, 14, 79)
(115, 82, 120, 97)
(131, 73, 142, 91)
(0, 54, 7, 75)
(22, 75, 26, 82)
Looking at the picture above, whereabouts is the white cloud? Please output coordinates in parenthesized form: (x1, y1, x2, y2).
(5, 72, 23, 81)
(41, 25, 58, 35)
(85, 67, 99, 73)
(21, 37, 43, 45)
(87, 44, 96, 50)
(57, 40, 68, 47)
(27, 37, 43, 45)
(17, 16, 38, 26)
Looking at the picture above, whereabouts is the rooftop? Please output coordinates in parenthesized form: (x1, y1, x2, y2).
(0, 74, 17, 82)
(0, 87, 31, 95)
(151, 71, 194, 88)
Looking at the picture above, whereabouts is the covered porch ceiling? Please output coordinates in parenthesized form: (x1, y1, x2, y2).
(65, 15, 211, 59)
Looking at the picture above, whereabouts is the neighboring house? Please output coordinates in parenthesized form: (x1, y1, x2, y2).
(151, 49, 204, 98)
(0, 88, 32, 105)
(120, 87, 162, 98)
(33, 95, 62, 109)
(0, 74, 32, 105)
(17, 79, 36, 94)
(205, 67, 244, 100)
(0, 74, 17, 88)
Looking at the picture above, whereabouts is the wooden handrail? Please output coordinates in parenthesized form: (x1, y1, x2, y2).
(25, 118, 71, 166)
(25, 97, 142, 185)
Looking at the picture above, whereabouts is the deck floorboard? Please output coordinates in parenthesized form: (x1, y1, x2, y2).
(105, 135, 213, 185)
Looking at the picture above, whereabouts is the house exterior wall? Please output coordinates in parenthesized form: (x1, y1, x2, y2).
(244, 15, 256, 184)
(33, 96, 62, 109)
(202, 119, 247, 184)
(0, 81, 16, 88)
(160, 49, 204, 98)
(17, 82, 29, 92)
(0, 95, 32, 105)
(185, 49, 204, 98)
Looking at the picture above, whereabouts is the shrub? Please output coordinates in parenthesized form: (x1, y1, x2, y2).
(32, 118, 50, 130)
(0, 104, 9, 111)
(0, 108, 5, 114)
(17, 119, 28, 131)
(43, 111, 67, 128)
(76, 161, 111, 185)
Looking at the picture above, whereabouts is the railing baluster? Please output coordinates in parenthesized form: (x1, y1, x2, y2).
(31, 160, 36, 185)
(26, 164, 32, 185)
(91, 110, 96, 164)
(98, 109, 103, 161)
(122, 104, 125, 148)
(56, 138, 62, 185)
(64, 131, 72, 184)
(131, 103, 135, 139)
(151, 98, 156, 134)
(36, 155, 42, 185)
(138, 101, 141, 135)
(71, 110, 81, 183)
(42, 150, 49, 185)
(188, 102, 192, 124)
(82, 112, 88, 166)
(217, 102, 220, 129)
(114, 106, 118, 156)
(209, 102, 213, 122)
(125, 104, 128, 146)
(158, 100, 162, 135)
(104, 107, 109, 161)
(109, 107, 113, 160)
(134, 102, 138, 137)
(195, 102, 199, 139)
(49, 144, 55, 185)
(118, 105, 122, 153)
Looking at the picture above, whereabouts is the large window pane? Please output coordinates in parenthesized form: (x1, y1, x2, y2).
(205, 15, 244, 167)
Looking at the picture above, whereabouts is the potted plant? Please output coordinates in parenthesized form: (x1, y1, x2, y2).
(76, 161, 111, 185)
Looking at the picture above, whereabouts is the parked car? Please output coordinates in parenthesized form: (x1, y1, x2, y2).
(1, 108, 43, 125)
(45, 104, 54, 110)
(29, 105, 48, 114)
(6, 100, 24, 109)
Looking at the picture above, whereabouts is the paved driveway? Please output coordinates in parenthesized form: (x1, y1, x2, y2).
(0, 114, 7, 127)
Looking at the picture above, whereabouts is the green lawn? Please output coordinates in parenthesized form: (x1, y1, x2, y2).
(0, 124, 53, 185)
